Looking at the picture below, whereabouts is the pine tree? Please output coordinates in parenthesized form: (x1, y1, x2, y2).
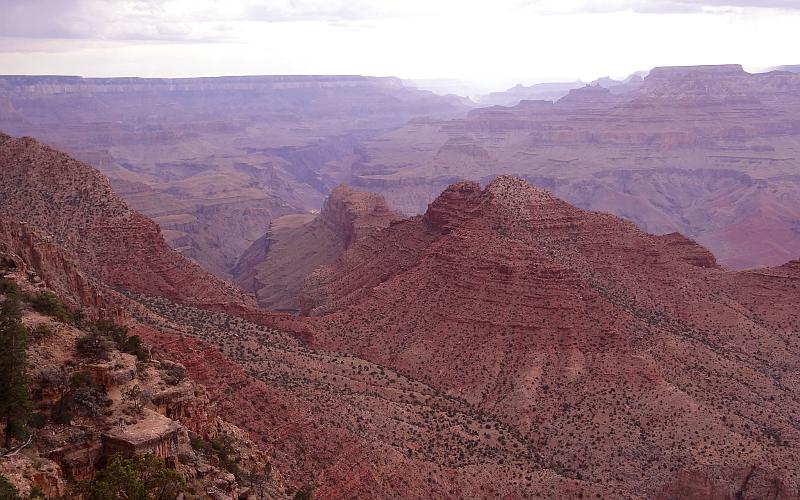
(0, 296, 31, 448)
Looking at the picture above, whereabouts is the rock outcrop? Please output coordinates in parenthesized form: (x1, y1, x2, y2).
(233, 185, 400, 312)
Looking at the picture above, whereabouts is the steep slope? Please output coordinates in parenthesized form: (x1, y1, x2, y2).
(0, 75, 468, 276)
(0, 133, 252, 308)
(343, 64, 800, 269)
(0, 137, 613, 498)
(232, 185, 401, 312)
(302, 176, 800, 498)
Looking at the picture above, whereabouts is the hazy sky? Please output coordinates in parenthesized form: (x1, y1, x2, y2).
(0, 0, 798, 86)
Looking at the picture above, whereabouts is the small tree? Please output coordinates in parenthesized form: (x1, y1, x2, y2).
(91, 320, 150, 362)
(76, 332, 115, 360)
(0, 296, 31, 448)
(77, 454, 185, 500)
(123, 385, 147, 414)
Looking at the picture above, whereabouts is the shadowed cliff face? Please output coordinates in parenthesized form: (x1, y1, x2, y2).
(232, 185, 401, 312)
(0, 75, 469, 277)
(341, 64, 800, 269)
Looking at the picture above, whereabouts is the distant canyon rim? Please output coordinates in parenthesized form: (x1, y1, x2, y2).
(3, 64, 800, 284)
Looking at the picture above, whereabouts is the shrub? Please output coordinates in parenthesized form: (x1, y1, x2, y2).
(0, 277, 18, 295)
(77, 453, 185, 500)
(28, 323, 55, 342)
(38, 367, 68, 389)
(54, 372, 110, 420)
(0, 474, 20, 500)
(161, 362, 186, 386)
(28, 411, 47, 429)
(0, 258, 17, 270)
(27, 292, 73, 323)
(122, 385, 147, 414)
(90, 321, 150, 362)
(76, 333, 115, 360)
(28, 486, 45, 499)
(294, 485, 314, 500)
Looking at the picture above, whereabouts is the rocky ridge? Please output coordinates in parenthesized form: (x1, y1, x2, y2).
(0, 133, 253, 309)
(301, 176, 800, 498)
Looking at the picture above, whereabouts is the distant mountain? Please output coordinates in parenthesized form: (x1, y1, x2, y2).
(340, 64, 800, 269)
(474, 70, 647, 107)
(774, 64, 800, 73)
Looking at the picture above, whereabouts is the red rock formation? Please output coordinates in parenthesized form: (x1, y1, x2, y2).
(0, 133, 253, 308)
(302, 176, 800, 497)
(5, 134, 800, 498)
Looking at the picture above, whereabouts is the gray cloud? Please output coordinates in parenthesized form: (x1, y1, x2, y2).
(1, 0, 798, 43)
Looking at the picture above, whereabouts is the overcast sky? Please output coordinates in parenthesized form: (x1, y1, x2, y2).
(0, 0, 798, 88)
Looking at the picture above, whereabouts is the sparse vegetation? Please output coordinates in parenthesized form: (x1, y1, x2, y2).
(0, 474, 21, 500)
(76, 332, 115, 360)
(26, 291, 73, 324)
(123, 385, 147, 414)
(91, 320, 150, 362)
(76, 453, 185, 500)
(160, 361, 186, 386)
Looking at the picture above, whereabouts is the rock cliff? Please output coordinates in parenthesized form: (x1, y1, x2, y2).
(233, 185, 400, 312)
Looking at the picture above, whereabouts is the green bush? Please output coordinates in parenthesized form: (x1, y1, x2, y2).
(66, 373, 109, 418)
(0, 474, 21, 500)
(28, 411, 47, 429)
(0, 258, 17, 270)
(91, 321, 150, 362)
(28, 486, 45, 499)
(27, 292, 73, 324)
(77, 454, 185, 500)
(0, 277, 18, 295)
(294, 485, 314, 500)
(76, 333, 115, 360)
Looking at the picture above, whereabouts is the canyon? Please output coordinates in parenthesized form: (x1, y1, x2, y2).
(2, 135, 799, 498)
(0, 75, 468, 277)
(4, 66, 800, 274)
(343, 64, 800, 269)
